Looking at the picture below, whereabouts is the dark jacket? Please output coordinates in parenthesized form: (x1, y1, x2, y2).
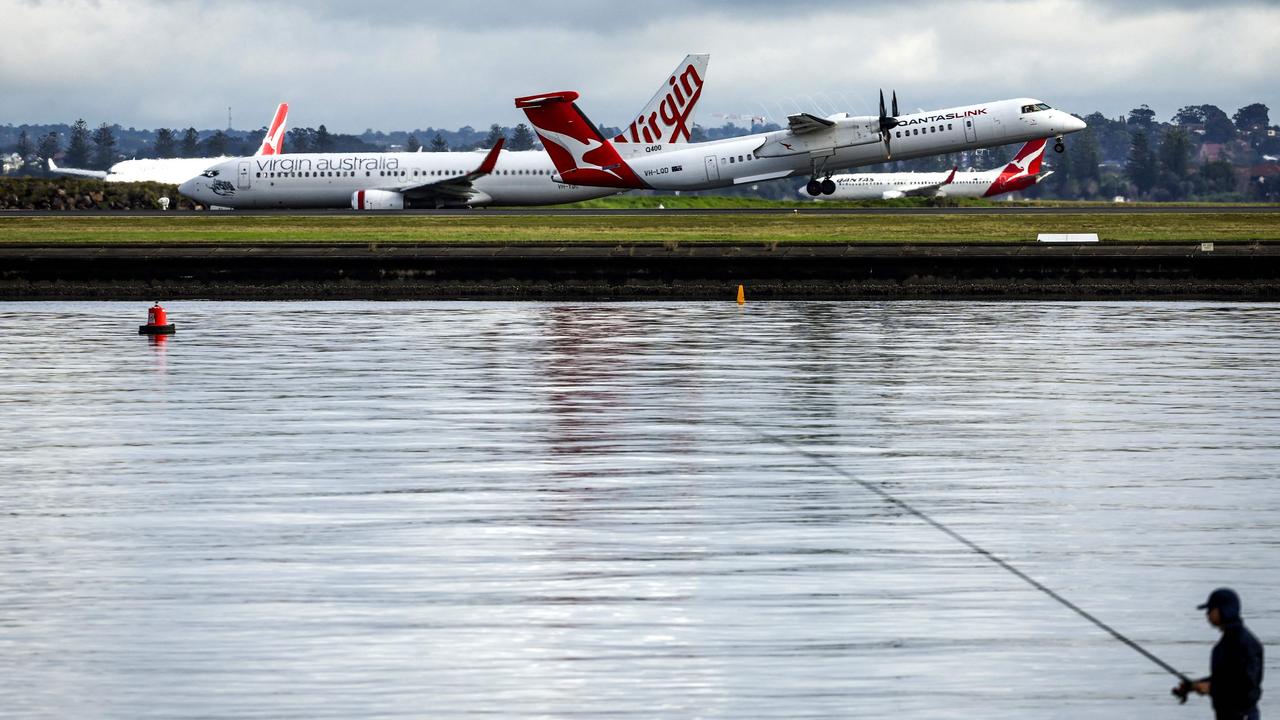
(1208, 593, 1264, 718)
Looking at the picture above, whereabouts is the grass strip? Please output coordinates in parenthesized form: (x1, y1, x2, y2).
(0, 213, 1277, 245)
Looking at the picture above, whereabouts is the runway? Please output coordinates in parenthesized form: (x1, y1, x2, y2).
(3, 204, 1279, 218)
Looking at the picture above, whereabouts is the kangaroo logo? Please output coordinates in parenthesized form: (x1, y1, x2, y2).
(538, 128, 628, 181)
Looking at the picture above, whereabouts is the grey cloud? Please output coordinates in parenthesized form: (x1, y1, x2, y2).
(1, 0, 1276, 133)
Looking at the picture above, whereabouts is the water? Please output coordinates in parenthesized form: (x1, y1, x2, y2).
(1, 301, 1277, 719)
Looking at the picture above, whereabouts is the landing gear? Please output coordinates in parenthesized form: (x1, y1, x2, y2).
(806, 154, 838, 197)
(1054, 136, 1066, 154)
(806, 178, 838, 196)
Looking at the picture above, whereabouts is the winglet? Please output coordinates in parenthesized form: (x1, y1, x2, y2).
(943, 166, 958, 185)
(476, 137, 505, 175)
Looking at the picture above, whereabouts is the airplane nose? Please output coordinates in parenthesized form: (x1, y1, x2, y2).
(178, 178, 200, 198)
(1064, 113, 1087, 134)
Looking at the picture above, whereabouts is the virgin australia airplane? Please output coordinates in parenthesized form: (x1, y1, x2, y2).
(179, 55, 710, 209)
(817, 138, 1054, 200)
(514, 89, 1085, 196)
(49, 103, 289, 186)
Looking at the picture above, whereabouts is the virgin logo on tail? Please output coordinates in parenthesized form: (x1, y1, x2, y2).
(256, 102, 289, 156)
(613, 54, 708, 145)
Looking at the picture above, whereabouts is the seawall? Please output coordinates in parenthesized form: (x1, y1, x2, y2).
(1, 243, 1277, 300)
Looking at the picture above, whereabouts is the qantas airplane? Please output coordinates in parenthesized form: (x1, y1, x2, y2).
(514, 89, 1085, 196)
(179, 55, 709, 209)
(49, 103, 288, 185)
(817, 138, 1053, 200)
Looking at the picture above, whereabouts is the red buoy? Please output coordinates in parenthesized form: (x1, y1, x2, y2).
(139, 302, 176, 335)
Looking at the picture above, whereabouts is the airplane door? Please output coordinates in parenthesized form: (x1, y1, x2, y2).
(991, 117, 1005, 139)
(964, 119, 977, 144)
(237, 161, 251, 190)
(704, 155, 720, 182)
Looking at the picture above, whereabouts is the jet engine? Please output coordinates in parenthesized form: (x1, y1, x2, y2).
(352, 190, 405, 210)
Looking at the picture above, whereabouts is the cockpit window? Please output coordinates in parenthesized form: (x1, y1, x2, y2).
(201, 169, 220, 178)
(1036, 103, 1051, 111)
(1022, 103, 1053, 114)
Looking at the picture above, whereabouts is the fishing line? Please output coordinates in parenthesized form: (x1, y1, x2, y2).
(746, 427, 1189, 683)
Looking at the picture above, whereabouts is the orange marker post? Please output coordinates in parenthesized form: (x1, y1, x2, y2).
(736, 285, 746, 305)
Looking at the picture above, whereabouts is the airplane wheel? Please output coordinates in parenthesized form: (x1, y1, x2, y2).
(806, 180, 822, 196)
(821, 179, 836, 195)
(1054, 142, 1066, 154)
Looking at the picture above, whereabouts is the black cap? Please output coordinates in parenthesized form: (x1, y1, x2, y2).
(1198, 587, 1239, 611)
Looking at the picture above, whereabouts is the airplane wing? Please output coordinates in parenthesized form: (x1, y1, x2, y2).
(394, 139, 504, 202)
(786, 113, 836, 135)
(897, 167, 957, 197)
(48, 158, 108, 180)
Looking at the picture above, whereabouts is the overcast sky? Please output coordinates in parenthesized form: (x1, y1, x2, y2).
(3, 0, 1278, 133)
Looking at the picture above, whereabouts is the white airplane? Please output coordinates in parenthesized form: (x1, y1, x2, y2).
(514, 89, 1085, 195)
(48, 103, 289, 185)
(179, 55, 710, 209)
(817, 138, 1053, 200)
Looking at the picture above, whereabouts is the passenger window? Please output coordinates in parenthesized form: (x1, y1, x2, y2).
(729, 157, 734, 164)
(738, 155, 743, 162)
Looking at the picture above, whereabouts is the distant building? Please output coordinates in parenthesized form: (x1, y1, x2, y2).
(1199, 143, 1231, 163)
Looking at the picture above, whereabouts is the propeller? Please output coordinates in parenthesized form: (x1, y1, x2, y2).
(878, 89, 902, 158)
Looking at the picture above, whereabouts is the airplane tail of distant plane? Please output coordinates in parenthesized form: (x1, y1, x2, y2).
(47, 158, 109, 180)
(983, 138, 1048, 197)
(612, 54, 709, 150)
(515, 91, 647, 189)
(254, 102, 289, 156)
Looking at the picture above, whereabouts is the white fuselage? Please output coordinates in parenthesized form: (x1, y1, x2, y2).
(105, 157, 240, 185)
(615, 99, 1082, 191)
(183, 150, 617, 208)
(824, 169, 1003, 200)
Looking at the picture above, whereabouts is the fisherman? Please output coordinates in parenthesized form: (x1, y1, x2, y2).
(1174, 588, 1264, 719)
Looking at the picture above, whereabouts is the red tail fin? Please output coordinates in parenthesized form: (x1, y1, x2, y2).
(515, 91, 646, 189)
(1006, 138, 1047, 175)
(983, 139, 1048, 197)
(256, 102, 289, 156)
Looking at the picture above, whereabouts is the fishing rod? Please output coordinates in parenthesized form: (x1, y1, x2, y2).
(746, 427, 1193, 690)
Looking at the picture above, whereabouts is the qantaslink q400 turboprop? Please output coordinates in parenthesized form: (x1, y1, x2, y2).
(817, 138, 1054, 200)
(178, 55, 710, 209)
(514, 88, 1085, 196)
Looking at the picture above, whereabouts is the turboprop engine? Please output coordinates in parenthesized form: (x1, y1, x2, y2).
(755, 114, 883, 158)
(756, 90, 905, 161)
(352, 190, 405, 210)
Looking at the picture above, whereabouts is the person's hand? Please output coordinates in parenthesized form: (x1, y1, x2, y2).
(1172, 680, 1192, 704)
(1192, 681, 1210, 695)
